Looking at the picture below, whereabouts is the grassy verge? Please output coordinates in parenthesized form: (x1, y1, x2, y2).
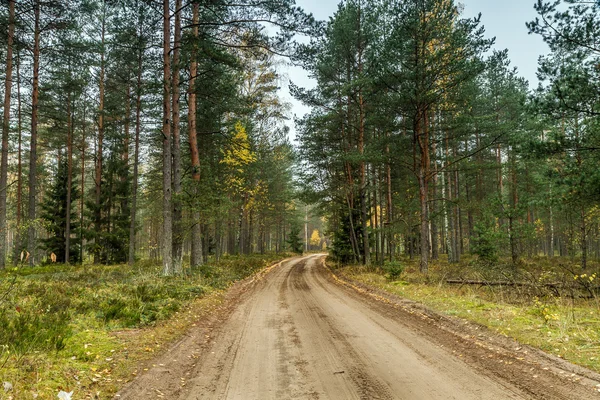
(0, 253, 289, 399)
(332, 256, 600, 373)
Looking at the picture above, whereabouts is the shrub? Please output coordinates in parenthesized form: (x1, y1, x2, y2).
(0, 300, 71, 354)
(384, 261, 404, 281)
(471, 217, 503, 265)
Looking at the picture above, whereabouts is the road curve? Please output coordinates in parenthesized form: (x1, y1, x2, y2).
(180, 254, 525, 400)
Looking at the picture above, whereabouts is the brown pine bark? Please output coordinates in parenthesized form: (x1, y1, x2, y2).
(161, 0, 173, 275)
(28, 0, 41, 266)
(0, 0, 15, 268)
(172, 0, 183, 274)
(188, 2, 203, 267)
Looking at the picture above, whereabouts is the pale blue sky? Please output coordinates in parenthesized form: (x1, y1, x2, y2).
(282, 0, 549, 140)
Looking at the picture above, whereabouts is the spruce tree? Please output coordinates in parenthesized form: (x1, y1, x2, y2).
(286, 224, 304, 254)
(40, 158, 81, 263)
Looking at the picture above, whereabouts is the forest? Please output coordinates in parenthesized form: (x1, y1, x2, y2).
(295, 0, 600, 274)
(0, 0, 319, 274)
(0, 0, 597, 273)
(1, 0, 600, 397)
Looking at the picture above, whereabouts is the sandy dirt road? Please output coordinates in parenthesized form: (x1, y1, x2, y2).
(117, 255, 600, 399)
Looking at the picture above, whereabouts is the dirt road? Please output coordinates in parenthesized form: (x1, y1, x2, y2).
(117, 255, 600, 399)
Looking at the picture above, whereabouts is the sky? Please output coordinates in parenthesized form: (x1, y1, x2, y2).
(280, 0, 550, 141)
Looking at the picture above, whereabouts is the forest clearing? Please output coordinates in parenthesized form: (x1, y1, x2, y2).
(2, 0, 600, 398)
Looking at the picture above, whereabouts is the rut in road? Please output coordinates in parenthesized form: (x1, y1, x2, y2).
(179, 255, 524, 400)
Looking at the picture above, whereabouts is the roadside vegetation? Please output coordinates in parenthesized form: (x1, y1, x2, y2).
(0, 253, 288, 399)
(331, 256, 600, 373)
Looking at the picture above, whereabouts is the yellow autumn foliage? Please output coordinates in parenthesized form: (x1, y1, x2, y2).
(310, 229, 321, 247)
(221, 121, 257, 192)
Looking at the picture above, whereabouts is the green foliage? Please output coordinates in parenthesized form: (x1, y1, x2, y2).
(0, 280, 72, 354)
(0, 252, 288, 398)
(384, 261, 404, 281)
(39, 157, 81, 263)
(286, 224, 304, 254)
(471, 217, 502, 265)
(85, 145, 131, 264)
(329, 208, 360, 264)
(0, 253, 287, 359)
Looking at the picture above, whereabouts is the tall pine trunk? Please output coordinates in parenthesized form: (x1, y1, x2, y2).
(188, 2, 203, 267)
(28, 0, 41, 266)
(65, 93, 73, 263)
(94, 7, 106, 264)
(172, 0, 183, 274)
(14, 51, 22, 265)
(161, 0, 173, 275)
(417, 110, 430, 273)
(357, 10, 369, 266)
(122, 84, 130, 219)
(0, 0, 15, 268)
(386, 139, 394, 261)
(80, 102, 87, 263)
(129, 21, 143, 265)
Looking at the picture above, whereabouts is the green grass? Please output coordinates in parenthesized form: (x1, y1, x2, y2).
(0, 253, 289, 399)
(334, 255, 600, 373)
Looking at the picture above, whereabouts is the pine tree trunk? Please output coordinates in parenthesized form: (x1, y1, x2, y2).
(95, 8, 106, 264)
(28, 1, 41, 266)
(386, 138, 394, 261)
(80, 102, 86, 263)
(172, 0, 183, 274)
(161, 0, 173, 275)
(188, 2, 203, 267)
(129, 18, 143, 265)
(0, 0, 15, 268)
(509, 149, 519, 266)
(445, 130, 457, 263)
(430, 113, 439, 260)
(65, 94, 73, 263)
(549, 185, 555, 257)
(372, 165, 380, 264)
(14, 51, 22, 265)
(454, 144, 462, 261)
(358, 64, 369, 266)
(417, 111, 430, 273)
(122, 83, 130, 217)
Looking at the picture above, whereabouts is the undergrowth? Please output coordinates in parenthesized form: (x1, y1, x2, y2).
(0, 253, 289, 399)
(334, 255, 600, 373)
